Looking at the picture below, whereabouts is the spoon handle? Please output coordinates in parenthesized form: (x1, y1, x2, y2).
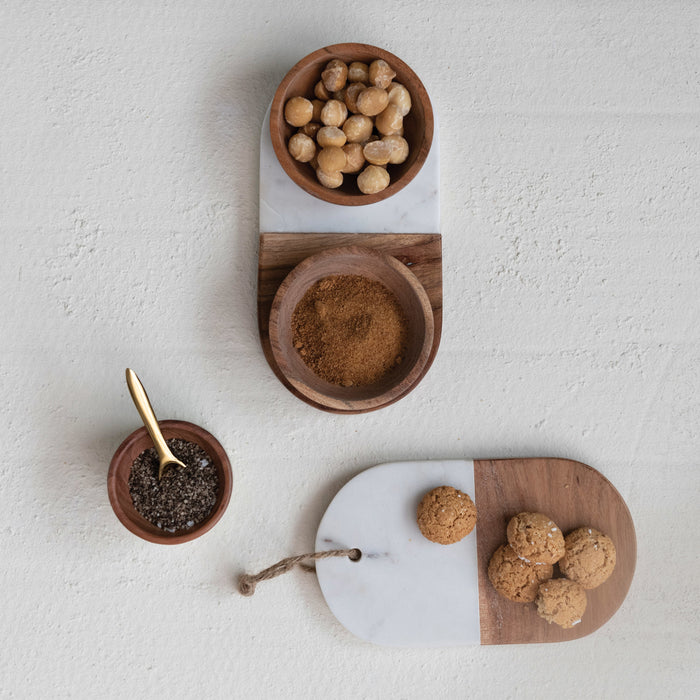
(125, 369, 172, 462)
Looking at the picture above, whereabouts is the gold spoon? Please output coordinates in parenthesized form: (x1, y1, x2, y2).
(125, 368, 187, 480)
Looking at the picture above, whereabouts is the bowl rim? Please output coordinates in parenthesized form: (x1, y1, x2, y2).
(270, 42, 434, 206)
(107, 419, 233, 544)
(268, 245, 434, 411)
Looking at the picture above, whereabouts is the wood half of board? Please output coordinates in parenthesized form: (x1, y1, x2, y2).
(258, 232, 442, 413)
(474, 458, 637, 644)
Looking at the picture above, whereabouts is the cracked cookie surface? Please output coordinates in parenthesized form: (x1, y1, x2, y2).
(559, 527, 616, 589)
(506, 511, 565, 564)
(488, 543, 554, 602)
(536, 578, 587, 628)
(416, 486, 477, 544)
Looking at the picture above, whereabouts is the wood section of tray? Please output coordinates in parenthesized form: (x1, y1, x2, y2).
(473, 458, 636, 645)
(258, 232, 442, 413)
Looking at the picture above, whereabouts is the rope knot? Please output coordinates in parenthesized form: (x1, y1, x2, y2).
(238, 574, 257, 597)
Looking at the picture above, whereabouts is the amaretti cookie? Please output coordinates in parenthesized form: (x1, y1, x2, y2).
(559, 527, 616, 589)
(416, 486, 477, 544)
(535, 578, 587, 629)
(506, 512, 565, 564)
(487, 544, 554, 603)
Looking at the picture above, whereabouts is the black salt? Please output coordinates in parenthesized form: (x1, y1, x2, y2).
(128, 438, 219, 532)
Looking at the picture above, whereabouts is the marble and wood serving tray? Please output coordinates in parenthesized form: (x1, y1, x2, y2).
(315, 458, 636, 646)
(257, 105, 442, 413)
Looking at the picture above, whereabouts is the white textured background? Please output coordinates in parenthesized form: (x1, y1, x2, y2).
(1, 1, 698, 698)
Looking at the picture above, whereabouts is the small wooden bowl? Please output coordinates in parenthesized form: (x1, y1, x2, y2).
(268, 246, 434, 411)
(270, 43, 434, 206)
(107, 420, 232, 544)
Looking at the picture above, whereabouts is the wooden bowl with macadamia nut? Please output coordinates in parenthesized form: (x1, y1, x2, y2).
(271, 43, 433, 206)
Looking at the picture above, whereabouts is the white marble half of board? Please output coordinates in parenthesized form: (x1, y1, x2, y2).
(315, 461, 479, 647)
(259, 104, 440, 234)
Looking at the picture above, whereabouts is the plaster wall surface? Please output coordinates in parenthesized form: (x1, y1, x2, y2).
(1, 1, 698, 698)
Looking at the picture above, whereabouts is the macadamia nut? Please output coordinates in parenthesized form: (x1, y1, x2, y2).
(382, 134, 409, 164)
(311, 99, 324, 122)
(387, 82, 412, 116)
(321, 59, 348, 93)
(369, 59, 396, 89)
(284, 96, 313, 127)
(341, 143, 365, 173)
(344, 82, 366, 113)
(316, 169, 343, 189)
(299, 122, 321, 138)
(356, 87, 389, 117)
(342, 114, 373, 144)
(314, 81, 330, 101)
(317, 146, 347, 173)
(348, 61, 369, 83)
(316, 126, 347, 148)
(288, 133, 316, 162)
(357, 165, 390, 194)
(375, 103, 403, 135)
(363, 139, 393, 166)
(320, 99, 348, 127)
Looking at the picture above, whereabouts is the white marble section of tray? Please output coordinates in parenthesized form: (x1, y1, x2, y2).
(315, 460, 479, 647)
(259, 105, 440, 234)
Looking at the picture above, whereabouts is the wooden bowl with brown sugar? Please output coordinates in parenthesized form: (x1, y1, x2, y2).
(268, 246, 434, 412)
(108, 420, 232, 544)
(270, 43, 434, 205)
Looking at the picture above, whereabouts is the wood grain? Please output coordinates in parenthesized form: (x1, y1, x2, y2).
(270, 43, 434, 206)
(473, 458, 636, 644)
(258, 232, 442, 413)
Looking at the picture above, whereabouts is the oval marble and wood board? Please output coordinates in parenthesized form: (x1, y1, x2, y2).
(315, 458, 636, 647)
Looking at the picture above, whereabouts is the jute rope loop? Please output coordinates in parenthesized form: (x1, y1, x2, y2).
(238, 548, 361, 596)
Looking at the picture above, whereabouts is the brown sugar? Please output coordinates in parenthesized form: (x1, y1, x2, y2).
(291, 274, 408, 386)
